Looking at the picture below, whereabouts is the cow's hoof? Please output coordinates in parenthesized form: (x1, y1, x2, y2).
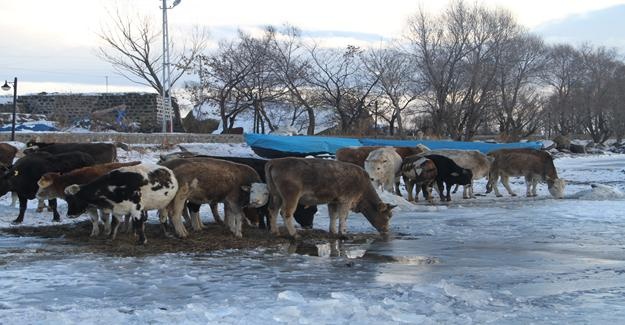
(11, 219, 23, 225)
(52, 218, 61, 223)
(496, 194, 503, 197)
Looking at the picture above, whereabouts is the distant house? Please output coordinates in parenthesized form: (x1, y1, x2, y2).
(0, 92, 183, 133)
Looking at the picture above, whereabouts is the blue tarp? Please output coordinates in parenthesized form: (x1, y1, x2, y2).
(244, 133, 544, 158)
(0, 124, 58, 132)
(245, 133, 361, 155)
(360, 138, 543, 154)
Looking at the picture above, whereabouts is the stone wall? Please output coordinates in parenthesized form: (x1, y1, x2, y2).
(12, 93, 183, 132)
(0, 132, 243, 145)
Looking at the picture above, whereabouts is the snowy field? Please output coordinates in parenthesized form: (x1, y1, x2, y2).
(1, 143, 625, 324)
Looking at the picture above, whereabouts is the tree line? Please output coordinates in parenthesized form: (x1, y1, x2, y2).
(98, 1, 625, 142)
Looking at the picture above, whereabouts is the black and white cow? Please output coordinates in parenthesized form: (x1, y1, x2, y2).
(64, 163, 178, 244)
(423, 154, 473, 202)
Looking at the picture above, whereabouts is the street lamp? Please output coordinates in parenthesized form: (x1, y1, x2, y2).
(1, 77, 17, 141)
(160, 0, 181, 133)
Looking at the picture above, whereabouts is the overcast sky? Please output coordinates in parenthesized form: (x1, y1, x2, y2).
(1, 0, 625, 95)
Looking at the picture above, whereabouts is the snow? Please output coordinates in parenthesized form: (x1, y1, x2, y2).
(1, 142, 625, 323)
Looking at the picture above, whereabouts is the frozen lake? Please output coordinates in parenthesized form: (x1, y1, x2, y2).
(1, 153, 625, 324)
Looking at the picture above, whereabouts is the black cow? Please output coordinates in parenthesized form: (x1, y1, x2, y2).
(423, 154, 473, 202)
(0, 151, 96, 223)
(158, 152, 318, 229)
(24, 142, 117, 164)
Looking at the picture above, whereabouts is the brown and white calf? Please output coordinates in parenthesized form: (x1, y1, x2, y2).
(364, 148, 403, 194)
(164, 158, 262, 238)
(401, 156, 438, 202)
(486, 149, 565, 198)
(36, 161, 141, 237)
(265, 157, 395, 238)
(424, 150, 492, 198)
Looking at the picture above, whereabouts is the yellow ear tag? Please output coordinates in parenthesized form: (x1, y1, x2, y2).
(13, 170, 19, 176)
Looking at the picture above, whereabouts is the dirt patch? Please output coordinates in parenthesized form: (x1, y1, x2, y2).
(1, 221, 380, 257)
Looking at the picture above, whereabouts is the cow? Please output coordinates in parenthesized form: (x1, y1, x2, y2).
(424, 150, 492, 199)
(486, 149, 566, 198)
(158, 152, 318, 230)
(400, 156, 438, 202)
(422, 154, 473, 202)
(0, 143, 19, 207)
(364, 147, 403, 194)
(0, 151, 96, 224)
(336, 144, 429, 194)
(265, 158, 395, 238)
(64, 163, 178, 245)
(163, 158, 262, 238)
(36, 161, 142, 237)
(24, 142, 117, 164)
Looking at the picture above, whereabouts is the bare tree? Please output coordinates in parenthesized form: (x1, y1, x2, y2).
(97, 9, 209, 130)
(268, 25, 319, 135)
(494, 33, 547, 140)
(363, 46, 422, 136)
(308, 45, 379, 134)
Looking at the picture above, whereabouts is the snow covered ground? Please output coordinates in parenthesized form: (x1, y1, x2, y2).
(1, 144, 625, 324)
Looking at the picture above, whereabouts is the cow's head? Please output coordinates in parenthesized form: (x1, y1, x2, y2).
(35, 173, 59, 200)
(547, 178, 566, 199)
(450, 168, 473, 186)
(369, 202, 395, 234)
(64, 184, 89, 216)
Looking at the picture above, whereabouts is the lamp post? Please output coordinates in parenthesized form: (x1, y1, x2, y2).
(160, 0, 181, 133)
(1, 77, 17, 141)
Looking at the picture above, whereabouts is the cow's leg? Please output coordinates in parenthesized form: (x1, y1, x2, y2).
(394, 176, 402, 196)
(404, 176, 415, 201)
(170, 197, 189, 238)
(267, 195, 282, 236)
(327, 203, 339, 235)
(87, 207, 100, 237)
(48, 199, 60, 222)
(532, 178, 539, 196)
(12, 196, 28, 224)
(490, 174, 503, 197)
(452, 184, 459, 194)
(101, 211, 112, 236)
(225, 203, 245, 238)
(424, 183, 434, 204)
(278, 198, 299, 239)
(337, 203, 351, 237)
(383, 177, 395, 193)
(187, 202, 204, 231)
(209, 202, 223, 225)
(109, 215, 121, 241)
(132, 212, 148, 245)
(445, 182, 452, 201)
(501, 176, 517, 196)
(525, 176, 533, 197)
(435, 181, 445, 201)
(36, 199, 46, 213)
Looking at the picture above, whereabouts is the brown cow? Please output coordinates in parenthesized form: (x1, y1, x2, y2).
(486, 149, 565, 198)
(165, 158, 262, 238)
(36, 161, 141, 236)
(0, 143, 18, 166)
(265, 158, 395, 238)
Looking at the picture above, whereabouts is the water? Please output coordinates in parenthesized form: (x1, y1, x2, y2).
(1, 155, 625, 323)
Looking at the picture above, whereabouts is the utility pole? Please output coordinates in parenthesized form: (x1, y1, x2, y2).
(160, 0, 180, 133)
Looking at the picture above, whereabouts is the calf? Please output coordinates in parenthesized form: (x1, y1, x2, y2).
(336, 144, 429, 194)
(401, 156, 438, 202)
(486, 149, 565, 198)
(265, 158, 395, 238)
(425, 150, 492, 198)
(0, 151, 96, 223)
(64, 163, 178, 244)
(364, 147, 403, 194)
(164, 158, 262, 238)
(159, 152, 318, 229)
(36, 161, 141, 237)
(24, 142, 117, 164)
(423, 154, 473, 202)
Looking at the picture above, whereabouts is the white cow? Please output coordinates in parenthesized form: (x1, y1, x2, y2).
(364, 147, 403, 194)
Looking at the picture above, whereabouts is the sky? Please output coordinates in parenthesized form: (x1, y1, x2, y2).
(1, 0, 625, 96)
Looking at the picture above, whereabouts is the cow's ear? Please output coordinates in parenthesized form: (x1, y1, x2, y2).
(450, 172, 459, 176)
(64, 184, 81, 196)
(241, 185, 251, 192)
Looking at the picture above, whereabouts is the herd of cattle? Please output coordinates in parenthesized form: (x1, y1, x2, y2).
(0, 141, 566, 245)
